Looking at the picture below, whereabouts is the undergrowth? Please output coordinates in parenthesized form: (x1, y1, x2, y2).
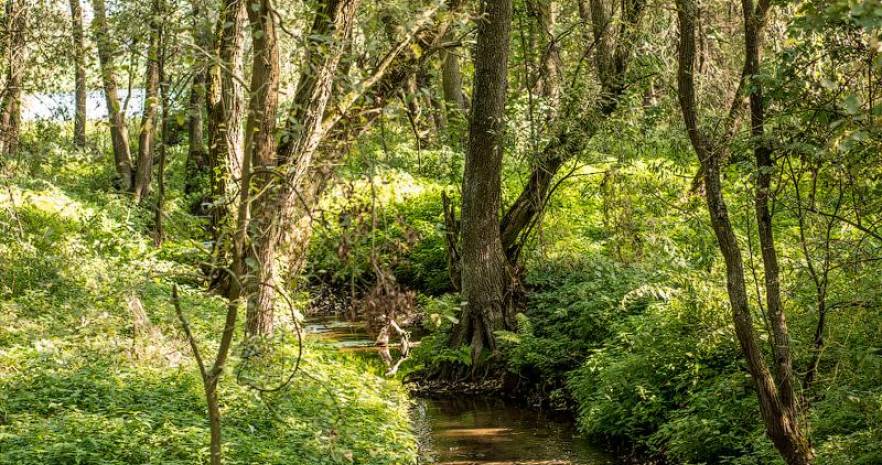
(0, 140, 417, 465)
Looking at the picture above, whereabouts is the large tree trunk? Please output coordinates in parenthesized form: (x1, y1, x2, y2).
(451, 0, 515, 364)
(674, 1, 814, 464)
(91, 0, 134, 191)
(0, 0, 25, 158)
(206, 0, 246, 239)
(243, 0, 361, 336)
(69, 0, 87, 147)
(132, 0, 163, 203)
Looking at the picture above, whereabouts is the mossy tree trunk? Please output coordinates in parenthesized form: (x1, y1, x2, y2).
(675, 1, 814, 463)
(243, 0, 361, 336)
(206, 0, 246, 242)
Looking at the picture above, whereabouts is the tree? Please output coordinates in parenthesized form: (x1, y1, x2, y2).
(205, 0, 246, 243)
(440, 0, 467, 114)
(674, 1, 814, 463)
(132, 0, 164, 203)
(91, 0, 133, 190)
(451, 0, 515, 364)
(237, 0, 280, 336)
(185, 0, 210, 195)
(69, 0, 86, 147)
(242, 0, 362, 336)
(0, 0, 25, 157)
(526, 0, 561, 113)
(498, 0, 646, 264)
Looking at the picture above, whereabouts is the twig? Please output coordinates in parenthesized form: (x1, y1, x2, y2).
(172, 285, 209, 383)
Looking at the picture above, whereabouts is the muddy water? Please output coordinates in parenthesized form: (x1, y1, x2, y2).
(306, 316, 617, 465)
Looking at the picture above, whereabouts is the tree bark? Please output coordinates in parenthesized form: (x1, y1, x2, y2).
(69, 0, 87, 147)
(239, 0, 281, 337)
(0, 0, 25, 158)
(206, 0, 246, 239)
(91, 0, 134, 191)
(441, 45, 466, 112)
(154, 18, 167, 246)
(451, 0, 515, 363)
(674, 1, 814, 463)
(243, 0, 362, 336)
(132, 0, 164, 203)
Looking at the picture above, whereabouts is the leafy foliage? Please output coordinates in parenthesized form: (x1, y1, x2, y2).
(0, 143, 417, 465)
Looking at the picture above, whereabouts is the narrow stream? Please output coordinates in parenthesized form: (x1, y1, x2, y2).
(306, 315, 617, 465)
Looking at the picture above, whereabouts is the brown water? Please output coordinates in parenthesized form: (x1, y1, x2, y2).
(305, 316, 617, 465)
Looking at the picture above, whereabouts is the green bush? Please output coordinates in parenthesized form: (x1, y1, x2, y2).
(307, 167, 453, 295)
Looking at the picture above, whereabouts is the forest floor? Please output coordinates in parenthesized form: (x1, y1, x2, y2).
(0, 150, 417, 465)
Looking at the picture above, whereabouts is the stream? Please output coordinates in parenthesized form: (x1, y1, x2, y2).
(305, 315, 618, 465)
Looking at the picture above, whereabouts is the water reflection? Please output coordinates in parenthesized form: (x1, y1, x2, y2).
(414, 397, 616, 465)
(305, 315, 617, 465)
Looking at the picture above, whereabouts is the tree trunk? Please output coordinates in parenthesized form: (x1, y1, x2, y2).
(674, 1, 814, 463)
(239, 0, 281, 337)
(527, 0, 561, 112)
(153, 9, 167, 246)
(743, 0, 813, 461)
(91, 0, 134, 191)
(185, 0, 210, 195)
(441, 48, 466, 112)
(0, 0, 25, 158)
(244, 0, 361, 336)
(451, 0, 515, 364)
(438, 0, 467, 148)
(206, 0, 246, 239)
(132, 0, 163, 203)
(69, 0, 87, 147)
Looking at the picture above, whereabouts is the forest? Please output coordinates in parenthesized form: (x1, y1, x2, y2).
(0, 0, 880, 464)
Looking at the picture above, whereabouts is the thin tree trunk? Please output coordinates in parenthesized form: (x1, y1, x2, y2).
(451, 0, 516, 364)
(675, 1, 814, 463)
(69, 0, 87, 147)
(527, 0, 561, 112)
(0, 0, 25, 158)
(132, 0, 163, 203)
(91, 0, 134, 191)
(438, 0, 467, 148)
(154, 10, 167, 247)
(185, 0, 210, 195)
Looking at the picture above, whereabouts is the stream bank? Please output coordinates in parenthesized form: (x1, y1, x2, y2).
(306, 314, 619, 465)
